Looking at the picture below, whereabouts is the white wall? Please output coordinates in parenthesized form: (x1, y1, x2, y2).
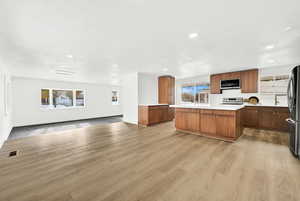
(121, 73, 138, 124)
(12, 77, 122, 127)
(138, 73, 158, 105)
(0, 61, 13, 148)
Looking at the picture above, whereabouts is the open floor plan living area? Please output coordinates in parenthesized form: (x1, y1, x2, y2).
(0, 1, 300, 201)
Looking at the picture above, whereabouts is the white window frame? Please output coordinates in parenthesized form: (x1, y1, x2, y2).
(40, 88, 86, 110)
(180, 83, 210, 105)
(112, 90, 120, 105)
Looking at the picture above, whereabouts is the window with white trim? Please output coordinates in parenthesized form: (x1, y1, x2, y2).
(41, 89, 85, 109)
(181, 83, 210, 104)
(112, 90, 119, 105)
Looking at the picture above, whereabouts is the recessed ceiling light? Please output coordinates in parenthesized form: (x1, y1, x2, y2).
(66, 54, 73, 58)
(284, 26, 292, 32)
(265, 44, 274, 50)
(162, 68, 168, 72)
(188, 33, 198, 39)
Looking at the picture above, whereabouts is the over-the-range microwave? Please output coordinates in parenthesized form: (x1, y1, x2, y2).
(220, 79, 240, 89)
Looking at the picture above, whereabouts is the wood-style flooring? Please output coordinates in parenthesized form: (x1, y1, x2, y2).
(0, 121, 299, 201)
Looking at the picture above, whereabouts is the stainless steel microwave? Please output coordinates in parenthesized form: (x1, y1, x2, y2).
(220, 79, 240, 89)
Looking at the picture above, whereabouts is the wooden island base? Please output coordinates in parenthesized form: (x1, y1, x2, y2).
(174, 108, 243, 141)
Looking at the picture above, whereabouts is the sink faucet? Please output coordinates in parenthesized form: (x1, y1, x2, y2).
(274, 94, 287, 105)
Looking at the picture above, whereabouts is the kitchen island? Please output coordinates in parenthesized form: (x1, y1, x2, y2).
(170, 105, 244, 142)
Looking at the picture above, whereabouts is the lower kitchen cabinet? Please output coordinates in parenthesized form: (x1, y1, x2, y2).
(215, 111, 237, 138)
(138, 105, 170, 126)
(242, 106, 289, 132)
(175, 108, 199, 132)
(168, 107, 175, 121)
(275, 110, 289, 131)
(259, 109, 275, 130)
(242, 107, 259, 127)
(200, 110, 216, 135)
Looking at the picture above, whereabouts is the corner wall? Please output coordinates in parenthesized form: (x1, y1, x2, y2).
(0, 62, 13, 148)
(121, 73, 138, 124)
(138, 73, 158, 105)
(12, 77, 122, 127)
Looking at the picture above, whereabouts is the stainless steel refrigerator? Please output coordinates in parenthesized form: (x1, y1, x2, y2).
(287, 66, 300, 158)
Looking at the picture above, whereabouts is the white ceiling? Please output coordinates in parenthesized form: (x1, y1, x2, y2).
(1, 0, 300, 85)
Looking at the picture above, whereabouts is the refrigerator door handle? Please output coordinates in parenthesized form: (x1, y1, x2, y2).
(287, 77, 292, 113)
(286, 118, 295, 124)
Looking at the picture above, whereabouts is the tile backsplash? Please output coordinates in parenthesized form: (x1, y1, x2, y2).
(209, 89, 287, 106)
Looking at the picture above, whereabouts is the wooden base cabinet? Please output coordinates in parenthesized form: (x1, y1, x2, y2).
(139, 105, 171, 126)
(215, 111, 239, 139)
(242, 106, 289, 132)
(200, 110, 216, 135)
(175, 109, 199, 132)
(242, 107, 259, 127)
(175, 108, 242, 141)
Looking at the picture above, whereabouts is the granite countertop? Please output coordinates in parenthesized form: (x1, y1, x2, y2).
(170, 104, 245, 111)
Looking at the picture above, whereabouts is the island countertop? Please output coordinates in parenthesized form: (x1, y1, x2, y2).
(170, 104, 245, 111)
(139, 104, 169, 106)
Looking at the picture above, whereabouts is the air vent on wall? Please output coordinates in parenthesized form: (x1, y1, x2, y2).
(55, 69, 76, 76)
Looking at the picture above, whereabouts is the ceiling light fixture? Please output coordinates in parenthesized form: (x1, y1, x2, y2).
(188, 33, 198, 39)
(265, 44, 274, 50)
(66, 54, 73, 58)
(267, 59, 275, 63)
(162, 68, 168, 72)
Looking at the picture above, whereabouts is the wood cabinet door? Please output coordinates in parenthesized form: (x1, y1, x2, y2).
(242, 108, 259, 127)
(168, 77, 175, 105)
(158, 77, 168, 104)
(241, 69, 258, 93)
(210, 74, 221, 94)
(215, 114, 236, 138)
(275, 110, 289, 132)
(221, 72, 241, 80)
(175, 109, 200, 132)
(168, 107, 175, 121)
(149, 109, 161, 124)
(158, 76, 175, 105)
(259, 109, 275, 130)
(200, 110, 216, 135)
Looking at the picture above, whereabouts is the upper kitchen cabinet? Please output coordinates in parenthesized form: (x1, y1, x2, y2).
(221, 71, 241, 80)
(210, 69, 258, 94)
(158, 76, 175, 105)
(241, 69, 258, 93)
(210, 74, 222, 94)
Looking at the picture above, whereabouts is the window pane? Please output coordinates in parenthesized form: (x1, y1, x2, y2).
(195, 84, 210, 103)
(112, 91, 118, 104)
(181, 86, 195, 102)
(52, 90, 73, 108)
(41, 89, 50, 106)
(76, 90, 84, 106)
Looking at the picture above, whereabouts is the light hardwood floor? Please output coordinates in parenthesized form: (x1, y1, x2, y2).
(0, 122, 299, 201)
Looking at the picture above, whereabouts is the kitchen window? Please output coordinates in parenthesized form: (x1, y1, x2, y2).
(41, 89, 85, 109)
(181, 83, 210, 104)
